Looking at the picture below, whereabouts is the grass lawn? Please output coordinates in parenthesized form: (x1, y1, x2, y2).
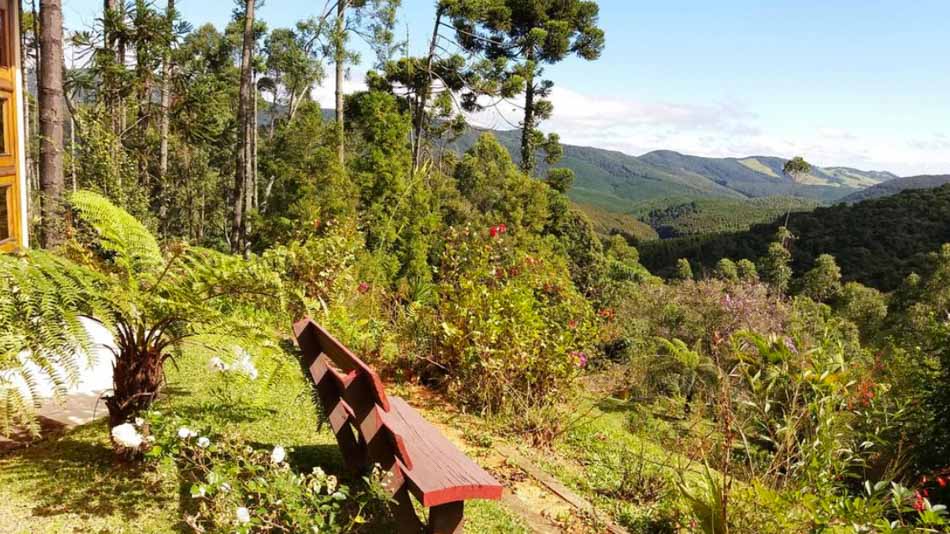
(0, 348, 527, 533)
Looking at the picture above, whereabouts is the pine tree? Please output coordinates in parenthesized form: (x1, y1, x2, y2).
(448, 0, 604, 174)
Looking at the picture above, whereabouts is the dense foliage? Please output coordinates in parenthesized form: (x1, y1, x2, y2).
(11, 1, 950, 532)
(640, 184, 950, 290)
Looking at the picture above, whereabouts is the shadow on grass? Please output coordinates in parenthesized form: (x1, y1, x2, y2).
(1, 427, 175, 525)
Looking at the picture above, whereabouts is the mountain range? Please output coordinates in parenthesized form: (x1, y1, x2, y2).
(839, 174, 950, 204)
(451, 128, 900, 211)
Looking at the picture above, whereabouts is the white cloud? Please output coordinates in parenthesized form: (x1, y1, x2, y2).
(327, 73, 950, 176)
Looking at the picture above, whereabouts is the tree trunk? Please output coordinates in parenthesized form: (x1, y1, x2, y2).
(334, 0, 346, 165)
(520, 77, 535, 175)
(158, 0, 175, 233)
(520, 52, 536, 175)
(231, 0, 255, 254)
(412, 6, 442, 173)
(251, 87, 258, 210)
(38, 0, 66, 248)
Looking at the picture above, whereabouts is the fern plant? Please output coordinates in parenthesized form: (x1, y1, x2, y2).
(0, 191, 288, 456)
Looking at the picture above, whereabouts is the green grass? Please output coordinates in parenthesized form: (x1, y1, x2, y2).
(0, 350, 527, 533)
(515, 396, 712, 532)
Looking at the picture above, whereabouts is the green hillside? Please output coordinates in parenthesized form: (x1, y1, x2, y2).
(637, 196, 821, 238)
(574, 202, 659, 242)
(639, 184, 950, 290)
(449, 129, 894, 209)
(839, 174, 950, 203)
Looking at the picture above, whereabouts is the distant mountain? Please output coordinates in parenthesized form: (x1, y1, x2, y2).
(449, 128, 897, 210)
(639, 184, 950, 291)
(839, 174, 950, 204)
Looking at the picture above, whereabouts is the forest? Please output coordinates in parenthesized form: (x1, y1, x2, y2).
(1, 1, 949, 533)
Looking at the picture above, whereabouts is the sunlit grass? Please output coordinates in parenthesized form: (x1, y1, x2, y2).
(0, 349, 526, 533)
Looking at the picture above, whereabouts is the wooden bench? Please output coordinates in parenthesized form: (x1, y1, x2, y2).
(293, 317, 503, 533)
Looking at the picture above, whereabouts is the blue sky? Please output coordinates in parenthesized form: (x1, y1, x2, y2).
(58, 0, 950, 175)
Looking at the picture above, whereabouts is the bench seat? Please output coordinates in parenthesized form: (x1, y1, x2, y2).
(293, 317, 503, 533)
(382, 396, 503, 507)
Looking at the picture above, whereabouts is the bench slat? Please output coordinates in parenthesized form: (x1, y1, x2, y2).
(381, 396, 503, 507)
(294, 318, 390, 411)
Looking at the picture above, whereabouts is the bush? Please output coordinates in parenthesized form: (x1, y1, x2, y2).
(425, 225, 598, 415)
(144, 412, 391, 533)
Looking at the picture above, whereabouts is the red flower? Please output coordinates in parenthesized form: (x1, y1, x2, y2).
(357, 282, 370, 294)
(567, 320, 578, 330)
(490, 226, 499, 238)
(913, 493, 926, 512)
(938, 477, 947, 488)
(498, 223, 507, 234)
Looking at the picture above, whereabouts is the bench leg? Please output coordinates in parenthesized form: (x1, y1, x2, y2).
(393, 486, 425, 534)
(428, 501, 464, 534)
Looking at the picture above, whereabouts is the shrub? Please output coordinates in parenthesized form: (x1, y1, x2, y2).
(426, 225, 598, 415)
(144, 412, 391, 532)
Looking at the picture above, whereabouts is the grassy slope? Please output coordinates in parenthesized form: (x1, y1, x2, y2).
(0, 351, 526, 534)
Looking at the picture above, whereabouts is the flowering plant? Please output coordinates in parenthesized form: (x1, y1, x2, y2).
(143, 412, 391, 532)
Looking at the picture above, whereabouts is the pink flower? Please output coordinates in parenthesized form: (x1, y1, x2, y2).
(357, 282, 370, 294)
(571, 351, 588, 368)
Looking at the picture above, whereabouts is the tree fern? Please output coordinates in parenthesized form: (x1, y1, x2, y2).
(0, 191, 289, 446)
(69, 190, 163, 274)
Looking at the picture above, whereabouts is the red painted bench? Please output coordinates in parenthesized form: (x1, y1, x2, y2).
(293, 318, 503, 533)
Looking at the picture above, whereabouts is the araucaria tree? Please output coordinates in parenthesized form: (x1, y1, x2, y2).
(449, 0, 604, 174)
(327, 0, 400, 164)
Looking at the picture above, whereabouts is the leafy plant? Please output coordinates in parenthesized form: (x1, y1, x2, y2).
(144, 411, 392, 533)
(0, 192, 285, 456)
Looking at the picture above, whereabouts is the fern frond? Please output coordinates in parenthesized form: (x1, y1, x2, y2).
(69, 190, 163, 274)
(0, 251, 114, 437)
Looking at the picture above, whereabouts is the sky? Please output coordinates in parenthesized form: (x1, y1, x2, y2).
(57, 0, 950, 176)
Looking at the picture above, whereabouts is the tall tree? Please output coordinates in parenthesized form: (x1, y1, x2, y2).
(231, 0, 256, 254)
(157, 0, 176, 229)
(449, 0, 604, 174)
(327, 0, 400, 165)
(38, 0, 66, 247)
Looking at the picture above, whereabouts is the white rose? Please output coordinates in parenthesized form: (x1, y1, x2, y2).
(271, 445, 286, 464)
(197, 437, 211, 448)
(111, 423, 143, 449)
(236, 507, 251, 524)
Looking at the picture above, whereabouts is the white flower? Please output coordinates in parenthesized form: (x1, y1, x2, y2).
(232, 349, 259, 380)
(220, 482, 232, 493)
(111, 423, 143, 449)
(208, 356, 228, 372)
(326, 475, 338, 494)
(134, 417, 144, 427)
(236, 507, 251, 524)
(271, 445, 286, 464)
(178, 426, 197, 439)
(197, 437, 211, 448)
(312, 466, 326, 479)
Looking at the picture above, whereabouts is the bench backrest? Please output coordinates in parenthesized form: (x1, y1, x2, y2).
(293, 317, 411, 470)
